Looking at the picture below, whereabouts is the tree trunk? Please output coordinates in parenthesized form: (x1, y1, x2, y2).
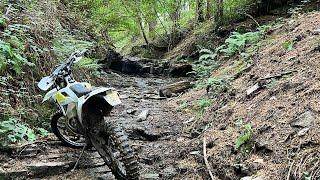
(170, 0, 181, 30)
(137, 15, 149, 45)
(206, 0, 212, 20)
(159, 81, 192, 98)
(148, 20, 157, 40)
(196, 0, 205, 22)
(214, 0, 223, 29)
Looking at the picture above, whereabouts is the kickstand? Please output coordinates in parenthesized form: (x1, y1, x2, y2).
(72, 144, 87, 172)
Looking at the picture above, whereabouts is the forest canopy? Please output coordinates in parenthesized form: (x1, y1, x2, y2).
(67, 0, 290, 51)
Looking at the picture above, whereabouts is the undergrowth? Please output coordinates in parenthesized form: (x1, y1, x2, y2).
(0, 0, 102, 146)
(235, 121, 254, 153)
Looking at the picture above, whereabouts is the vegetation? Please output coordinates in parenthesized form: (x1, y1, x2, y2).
(235, 122, 253, 153)
(0, 0, 100, 145)
(0, 0, 300, 149)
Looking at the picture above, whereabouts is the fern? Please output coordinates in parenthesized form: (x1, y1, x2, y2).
(235, 123, 253, 150)
(220, 31, 262, 56)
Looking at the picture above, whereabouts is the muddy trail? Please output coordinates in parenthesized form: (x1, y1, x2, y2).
(0, 74, 199, 180)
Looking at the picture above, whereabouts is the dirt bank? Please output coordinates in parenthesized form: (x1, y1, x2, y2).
(178, 12, 320, 180)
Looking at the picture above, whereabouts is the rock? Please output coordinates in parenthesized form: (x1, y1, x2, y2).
(137, 109, 150, 122)
(183, 117, 194, 124)
(142, 173, 160, 179)
(246, 83, 261, 96)
(126, 109, 137, 115)
(233, 163, 251, 175)
(120, 94, 129, 99)
(169, 64, 193, 77)
(162, 165, 177, 177)
(97, 173, 115, 180)
(255, 139, 273, 153)
(102, 52, 192, 77)
(241, 176, 264, 180)
(128, 126, 163, 141)
(27, 161, 73, 177)
(189, 151, 201, 155)
(253, 159, 264, 164)
(291, 111, 315, 128)
(297, 127, 310, 136)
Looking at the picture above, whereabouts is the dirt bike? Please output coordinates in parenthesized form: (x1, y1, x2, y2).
(38, 50, 139, 179)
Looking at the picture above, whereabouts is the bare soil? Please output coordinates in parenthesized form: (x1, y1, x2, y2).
(182, 12, 320, 180)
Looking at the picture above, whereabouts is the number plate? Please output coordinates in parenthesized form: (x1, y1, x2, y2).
(105, 91, 121, 106)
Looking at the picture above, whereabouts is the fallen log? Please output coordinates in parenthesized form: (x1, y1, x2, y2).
(159, 81, 192, 98)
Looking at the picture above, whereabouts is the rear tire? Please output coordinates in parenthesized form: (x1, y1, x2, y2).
(90, 122, 140, 180)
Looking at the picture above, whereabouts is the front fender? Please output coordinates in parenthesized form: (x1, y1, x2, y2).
(42, 88, 57, 102)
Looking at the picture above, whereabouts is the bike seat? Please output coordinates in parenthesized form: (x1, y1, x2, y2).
(70, 84, 91, 97)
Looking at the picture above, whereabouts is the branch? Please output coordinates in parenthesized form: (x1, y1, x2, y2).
(243, 13, 260, 27)
(203, 137, 215, 180)
(5, 4, 12, 17)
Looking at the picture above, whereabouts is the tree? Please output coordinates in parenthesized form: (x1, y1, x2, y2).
(206, 0, 212, 20)
(214, 0, 223, 28)
(196, 0, 205, 22)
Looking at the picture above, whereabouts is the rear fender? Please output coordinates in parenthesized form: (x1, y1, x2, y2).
(77, 87, 121, 124)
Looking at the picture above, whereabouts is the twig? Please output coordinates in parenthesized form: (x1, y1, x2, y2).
(132, 143, 148, 148)
(259, 70, 297, 81)
(243, 13, 260, 27)
(203, 137, 215, 180)
(72, 144, 87, 171)
(5, 4, 12, 16)
(287, 160, 295, 180)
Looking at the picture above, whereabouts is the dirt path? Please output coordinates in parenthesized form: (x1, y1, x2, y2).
(0, 74, 198, 179)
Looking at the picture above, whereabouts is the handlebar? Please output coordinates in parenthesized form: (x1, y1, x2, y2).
(51, 49, 88, 77)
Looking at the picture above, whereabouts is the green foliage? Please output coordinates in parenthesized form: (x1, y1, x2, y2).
(266, 79, 279, 89)
(205, 77, 229, 95)
(75, 57, 101, 70)
(283, 40, 295, 51)
(197, 98, 212, 114)
(0, 15, 6, 27)
(235, 123, 253, 152)
(36, 127, 49, 137)
(220, 31, 262, 56)
(0, 116, 49, 146)
(0, 118, 36, 145)
(177, 100, 188, 112)
(192, 47, 221, 79)
(0, 40, 35, 74)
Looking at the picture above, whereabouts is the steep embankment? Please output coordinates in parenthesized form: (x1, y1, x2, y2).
(178, 12, 320, 179)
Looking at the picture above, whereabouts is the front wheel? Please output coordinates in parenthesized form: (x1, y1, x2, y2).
(90, 122, 140, 180)
(51, 112, 87, 148)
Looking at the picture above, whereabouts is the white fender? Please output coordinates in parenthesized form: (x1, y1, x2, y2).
(76, 87, 121, 124)
(43, 88, 58, 102)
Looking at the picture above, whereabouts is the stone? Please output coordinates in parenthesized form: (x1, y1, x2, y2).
(291, 111, 315, 128)
(142, 173, 160, 179)
(169, 64, 193, 77)
(126, 109, 137, 115)
(297, 127, 310, 137)
(253, 159, 264, 164)
(246, 83, 261, 96)
(137, 109, 150, 122)
(241, 176, 264, 180)
(162, 165, 177, 177)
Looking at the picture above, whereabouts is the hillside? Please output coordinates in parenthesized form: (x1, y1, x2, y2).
(175, 12, 320, 179)
(1, 0, 320, 180)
